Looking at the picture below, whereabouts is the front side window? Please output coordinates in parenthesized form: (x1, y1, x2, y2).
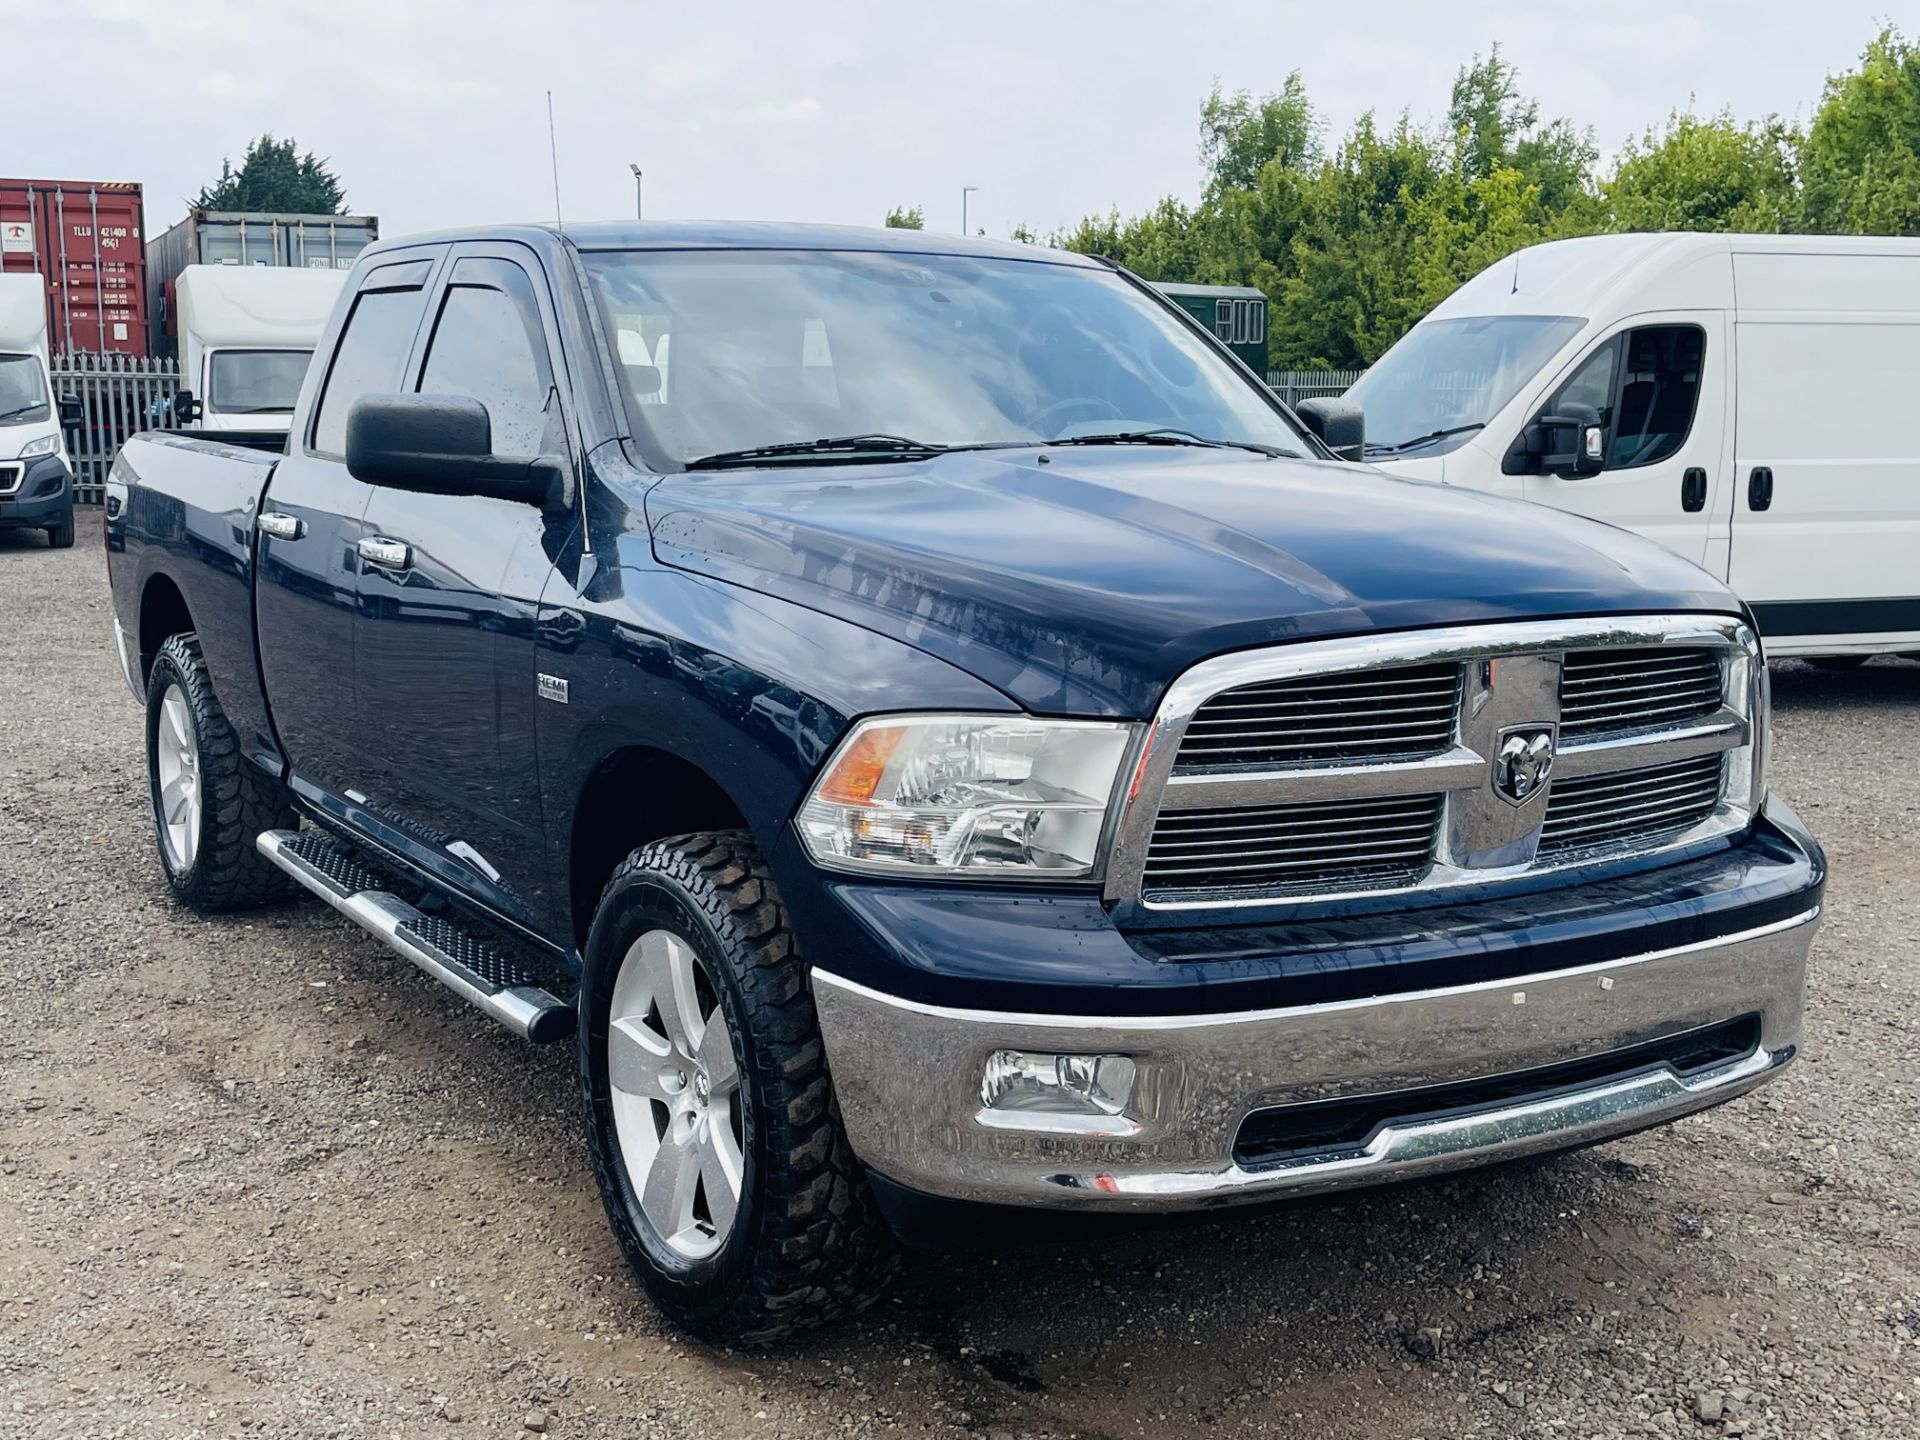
(0, 353, 51, 424)
(1541, 324, 1704, 471)
(416, 261, 556, 458)
(208, 349, 311, 414)
(582, 249, 1306, 465)
(311, 267, 432, 454)
(1347, 315, 1585, 457)
(1609, 326, 1703, 468)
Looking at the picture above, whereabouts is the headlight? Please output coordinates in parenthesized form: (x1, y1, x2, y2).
(1722, 623, 1768, 817)
(796, 714, 1134, 877)
(17, 434, 58, 459)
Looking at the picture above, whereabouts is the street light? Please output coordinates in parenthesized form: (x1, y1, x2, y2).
(962, 185, 978, 236)
(629, 163, 644, 220)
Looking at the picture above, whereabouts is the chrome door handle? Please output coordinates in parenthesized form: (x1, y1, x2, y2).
(357, 537, 412, 570)
(257, 511, 306, 541)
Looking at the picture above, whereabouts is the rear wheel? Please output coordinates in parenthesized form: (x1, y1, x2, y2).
(579, 832, 895, 1343)
(144, 634, 297, 911)
(45, 511, 74, 548)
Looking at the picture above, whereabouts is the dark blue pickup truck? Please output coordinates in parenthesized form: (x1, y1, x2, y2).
(105, 222, 1824, 1343)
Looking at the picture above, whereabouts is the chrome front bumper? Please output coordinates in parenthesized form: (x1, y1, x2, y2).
(811, 907, 1817, 1210)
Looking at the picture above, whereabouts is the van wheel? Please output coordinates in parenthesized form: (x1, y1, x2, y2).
(46, 512, 75, 549)
(579, 832, 896, 1344)
(145, 634, 297, 911)
(1807, 655, 1869, 671)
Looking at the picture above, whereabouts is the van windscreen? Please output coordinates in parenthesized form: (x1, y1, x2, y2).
(1347, 316, 1584, 459)
(0, 353, 50, 425)
(208, 349, 312, 415)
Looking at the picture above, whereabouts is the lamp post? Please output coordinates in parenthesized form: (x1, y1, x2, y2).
(630, 164, 644, 220)
(962, 185, 978, 236)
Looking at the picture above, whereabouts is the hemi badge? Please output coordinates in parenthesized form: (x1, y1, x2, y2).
(537, 673, 569, 704)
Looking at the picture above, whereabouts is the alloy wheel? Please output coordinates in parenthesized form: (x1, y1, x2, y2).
(606, 928, 745, 1260)
(154, 682, 201, 873)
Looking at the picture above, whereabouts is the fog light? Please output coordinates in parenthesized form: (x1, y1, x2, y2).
(980, 1051, 1136, 1117)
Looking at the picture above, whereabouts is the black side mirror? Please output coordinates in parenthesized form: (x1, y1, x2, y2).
(344, 394, 566, 508)
(58, 394, 85, 430)
(1532, 402, 1605, 478)
(1295, 396, 1365, 463)
(171, 389, 201, 426)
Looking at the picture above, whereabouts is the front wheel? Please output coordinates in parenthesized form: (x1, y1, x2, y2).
(145, 634, 297, 911)
(46, 511, 75, 548)
(579, 832, 895, 1343)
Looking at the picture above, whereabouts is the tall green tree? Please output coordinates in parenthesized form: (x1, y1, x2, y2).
(1801, 26, 1920, 233)
(1199, 75, 1321, 192)
(884, 204, 925, 229)
(193, 135, 346, 213)
(1606, 110, 1800, 232)
(1446, 46, 1597, 214)
(1051, 26, 1920, 370)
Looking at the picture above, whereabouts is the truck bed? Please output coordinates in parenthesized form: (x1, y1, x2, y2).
(106, 430, 282, 776)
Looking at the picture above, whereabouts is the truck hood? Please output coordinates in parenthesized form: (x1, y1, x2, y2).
(645, 448, 1738, 718)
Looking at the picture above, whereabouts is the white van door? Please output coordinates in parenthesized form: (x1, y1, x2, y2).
(1521, 314, 1730, 569)
(1728, 250, 1920, 647)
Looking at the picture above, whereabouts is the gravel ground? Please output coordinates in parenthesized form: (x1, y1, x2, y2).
(3, 526, 1918, 1440)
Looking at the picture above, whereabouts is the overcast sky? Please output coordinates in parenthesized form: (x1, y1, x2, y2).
(1, 0, 1897, 243)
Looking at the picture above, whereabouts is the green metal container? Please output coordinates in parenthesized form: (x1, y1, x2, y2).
(1150, 282, 1268, 373)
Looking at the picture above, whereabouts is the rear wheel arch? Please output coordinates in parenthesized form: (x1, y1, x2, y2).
(138, 573, 195, 685)
(567, 746, 751, 950)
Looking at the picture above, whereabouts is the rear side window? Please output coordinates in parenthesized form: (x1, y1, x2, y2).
(416, 260, 558, 457)
(311, 268, 432, 455)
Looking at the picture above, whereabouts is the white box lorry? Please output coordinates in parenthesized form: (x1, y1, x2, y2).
(170, 265, 346, 435)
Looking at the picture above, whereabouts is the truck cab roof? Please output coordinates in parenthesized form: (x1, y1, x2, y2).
(355, 219, 1101, 266)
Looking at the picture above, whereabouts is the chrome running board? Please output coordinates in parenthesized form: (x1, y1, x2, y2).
(257, 829, 575, 1044)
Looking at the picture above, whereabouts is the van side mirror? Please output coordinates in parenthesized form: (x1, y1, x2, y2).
(58, 394, 84, 429)
(171, 390, 201, 426)
(345, 393, 566, 508)
(1530, 402, 1604, 478)
(1295, 396, 1365, 462)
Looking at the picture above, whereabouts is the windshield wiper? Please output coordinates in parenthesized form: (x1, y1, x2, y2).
(1365, 423, 1485, 457)
(687, 433, 953, 470)
(1047, 427, 1289, 457)
(0, 404, 46, 424)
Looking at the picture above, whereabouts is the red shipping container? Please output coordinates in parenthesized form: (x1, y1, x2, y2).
(0, 178, 148, 357)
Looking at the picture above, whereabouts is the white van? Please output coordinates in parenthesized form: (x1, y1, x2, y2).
(172, 265, 346, 434)
(1349, 233, 1920, 662)
(0, 273, 78, 547)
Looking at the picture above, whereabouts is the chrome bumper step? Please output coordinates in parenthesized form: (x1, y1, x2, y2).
(257, 829, 575, 1044)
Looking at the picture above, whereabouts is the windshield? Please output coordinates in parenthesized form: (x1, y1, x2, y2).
(208, 349, 311, 414)
(581, 249, 1305, 464)
(1346, 315, 1584, 457)
(0, 353, 50, 425)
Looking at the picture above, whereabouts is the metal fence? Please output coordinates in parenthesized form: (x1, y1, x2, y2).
(1268, 368, 1366, 408)
(51, 353, 180, 504)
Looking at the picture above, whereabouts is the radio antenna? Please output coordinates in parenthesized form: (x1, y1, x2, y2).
(546, 90, 565, 235)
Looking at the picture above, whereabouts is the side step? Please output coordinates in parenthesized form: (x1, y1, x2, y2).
(257, 829, 575, 1044)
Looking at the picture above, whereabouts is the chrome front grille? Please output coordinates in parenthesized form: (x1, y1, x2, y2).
(1109, 616, 1763, 910)
(1539, 754, 1726, 858)
(0, 464, 21, 497)
(1141, 793, 1443, 898)
(1560, 648, 1722, 739)
(1174, 663, 1461, 770)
